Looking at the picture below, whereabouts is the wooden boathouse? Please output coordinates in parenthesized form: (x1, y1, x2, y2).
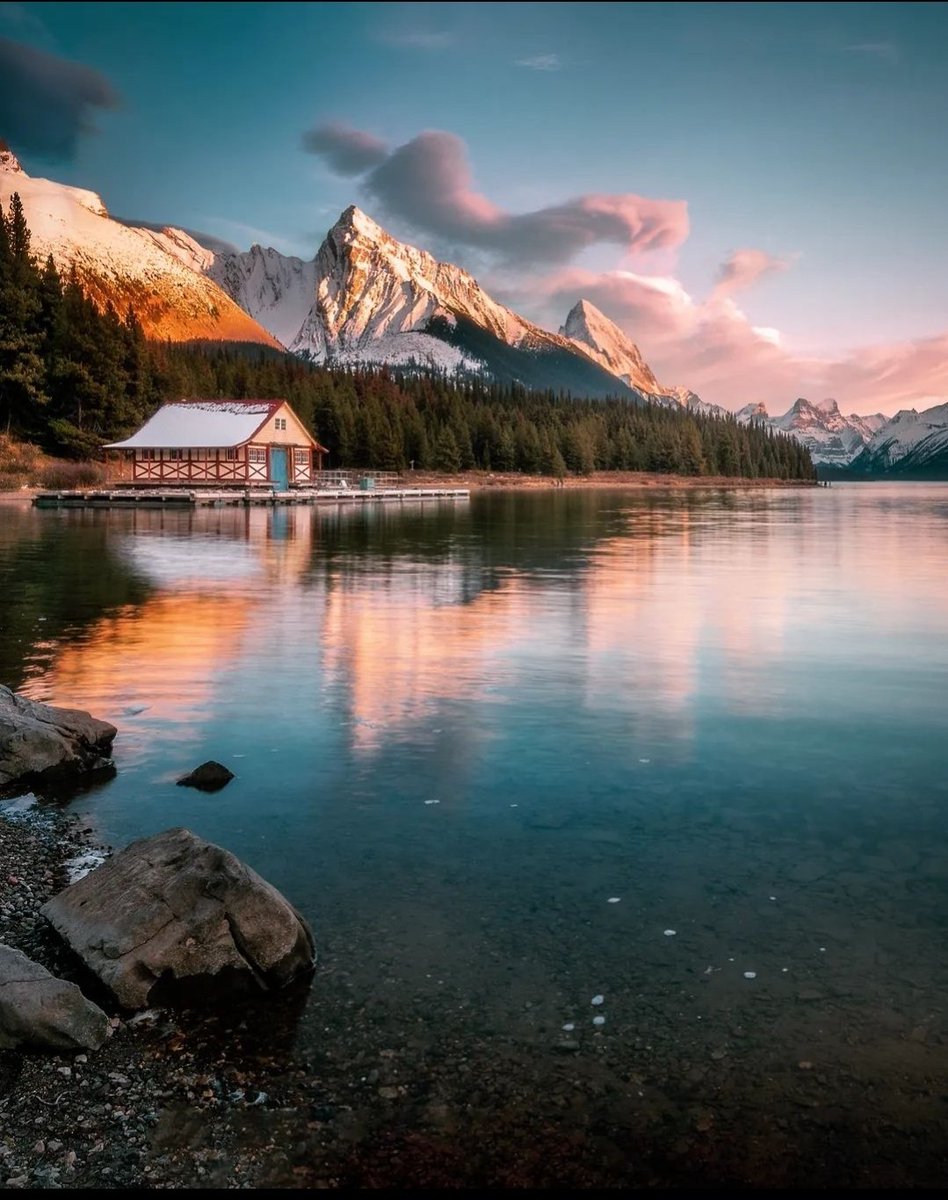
(104, 399, 328, 487)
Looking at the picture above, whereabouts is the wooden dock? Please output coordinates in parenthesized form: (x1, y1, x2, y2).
(32, 487, 470, 509)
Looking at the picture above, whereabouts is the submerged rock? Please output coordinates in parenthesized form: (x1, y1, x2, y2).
(0, 686, 117, 795)
(40, 827, 316, 1009)
(176, 761, 235, 792)
(0, 943, 110, 1051)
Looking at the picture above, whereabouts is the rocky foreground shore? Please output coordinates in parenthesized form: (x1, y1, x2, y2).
(0, 806, 352, 1190)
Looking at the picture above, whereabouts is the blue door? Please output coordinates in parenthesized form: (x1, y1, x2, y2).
(270, 446, 289, 491)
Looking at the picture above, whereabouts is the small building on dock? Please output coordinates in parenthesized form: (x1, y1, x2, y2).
(104, 399, 328, 487)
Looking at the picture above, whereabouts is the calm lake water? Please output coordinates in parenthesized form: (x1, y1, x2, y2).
(3, 483, 948, 1184)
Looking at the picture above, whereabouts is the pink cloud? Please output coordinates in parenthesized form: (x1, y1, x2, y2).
(711, 248, 791, 300)
(300, 119, 947, 414)
(304, 124, 688, 266)
(518, 264, 948, 413)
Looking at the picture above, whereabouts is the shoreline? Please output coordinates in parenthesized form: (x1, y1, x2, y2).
(1, 470, 818, 502)
(399, 469, 819, 492)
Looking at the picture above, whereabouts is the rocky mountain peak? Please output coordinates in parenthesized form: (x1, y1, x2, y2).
(0, 139, 23, 174)
(559, 298, 662, 395)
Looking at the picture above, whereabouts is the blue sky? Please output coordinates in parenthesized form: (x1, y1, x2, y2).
(1, 1, 946, 411)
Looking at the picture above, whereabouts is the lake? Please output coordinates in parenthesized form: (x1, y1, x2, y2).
(3, 482, 948, 1186)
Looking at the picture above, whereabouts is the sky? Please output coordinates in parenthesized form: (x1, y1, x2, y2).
(0, 0, 946, 413)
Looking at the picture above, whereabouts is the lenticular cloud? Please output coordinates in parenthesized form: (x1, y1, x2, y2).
(303, 123, 688, 267)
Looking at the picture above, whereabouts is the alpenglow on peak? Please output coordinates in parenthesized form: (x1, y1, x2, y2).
(559, 298, 663, 395)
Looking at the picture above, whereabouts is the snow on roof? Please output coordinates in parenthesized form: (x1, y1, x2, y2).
(104, 400, 283, 449)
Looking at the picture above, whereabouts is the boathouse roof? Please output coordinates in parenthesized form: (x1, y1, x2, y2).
(104, 399, 319, 449)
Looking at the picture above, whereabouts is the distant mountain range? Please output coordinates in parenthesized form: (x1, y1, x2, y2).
(733, 397, 948, 474)
(4, 140, 946, 476)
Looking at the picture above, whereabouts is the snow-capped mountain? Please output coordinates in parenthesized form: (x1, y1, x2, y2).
(0, 142, 278, 347)
(206, 246, 318, 350)
(735, 397, 887, 465)
(559, 299, 662, 394)
(662, 385, 729, 419)
(736, 402, 769, 423)
(848, 402, 948, 476)
(207, 206, 649, 398)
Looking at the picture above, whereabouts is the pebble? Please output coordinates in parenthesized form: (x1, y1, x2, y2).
(607, 897, 621, 904)
(423, 800, 440, 806)
(798, 1060, 814, 1070)
(591, 994, 604, 1006)
(664, 929, 677, 937)
(592, 1015, 606, 1027)
(562, 1023, 575, 1032)
(743, 971, 757, 980)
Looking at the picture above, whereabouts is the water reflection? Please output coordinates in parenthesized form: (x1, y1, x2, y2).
(4, 487, 948, 774)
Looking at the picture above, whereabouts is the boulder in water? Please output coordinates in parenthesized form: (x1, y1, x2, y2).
(0, 685, 116, 795)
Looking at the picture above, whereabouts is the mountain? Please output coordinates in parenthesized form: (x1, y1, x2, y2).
(662, 385, 729, 419)
(206, 246, 318, 350)
(207, 206, 644, 399)
(559, 299, 663, 394)
(736, 402, 769, 423)
(736, 397, 887, 465)
(0, 142, 278, 347)
(848, 403, 948, 476)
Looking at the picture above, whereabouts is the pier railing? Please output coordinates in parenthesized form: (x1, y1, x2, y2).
(313, 470, 401, 490)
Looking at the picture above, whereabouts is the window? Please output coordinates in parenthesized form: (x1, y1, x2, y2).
(275, 417, 287, 431)
(139, 449, 156, 461)
(225, 448, 238, 461)
(168, 448, 184, 460)
(248, 447, 267, 464)
(294, 449, 309, 465)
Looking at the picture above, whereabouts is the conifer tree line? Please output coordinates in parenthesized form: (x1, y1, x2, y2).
(0, 195, 816, 480)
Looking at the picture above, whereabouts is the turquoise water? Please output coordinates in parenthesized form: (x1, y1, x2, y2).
(3, 483, 948, 1183)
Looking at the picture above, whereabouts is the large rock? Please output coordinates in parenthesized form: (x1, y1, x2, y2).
(0, 943, 110, 1051)
(0, 685, 117, 794)
(41, 827, 316, 1009)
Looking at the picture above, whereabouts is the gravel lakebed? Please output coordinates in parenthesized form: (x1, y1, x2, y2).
(3, 802, 948, 1189)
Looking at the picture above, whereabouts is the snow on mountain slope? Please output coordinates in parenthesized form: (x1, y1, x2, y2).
(290, 206, 556, 360)
(206, 246, 319, 349)
(208, 207, 644, 396)
(736, 402, 769, 422)
(662, 385, 729, 418)
(849, 402, 948, 474)
(771, 398, 875, 465)
(732, 397, 887, 465)
(559, 299, 662, 394)
(0, 144, 278, 347)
